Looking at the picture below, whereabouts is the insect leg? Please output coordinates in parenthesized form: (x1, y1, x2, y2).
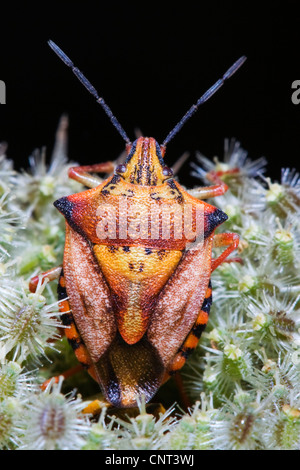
(68, 162, 115, 187)
(29, 266, 62, 293)
(82, 399, 111, 416)
(211, 232, 240, 272)
(40, 364, 83, 391)
(188, 169, 230, 199)
(188, 168, 243, 200)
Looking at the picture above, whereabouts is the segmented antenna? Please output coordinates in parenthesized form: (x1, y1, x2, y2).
(48, 40, 131, 145)
(162, 55, 247, 148)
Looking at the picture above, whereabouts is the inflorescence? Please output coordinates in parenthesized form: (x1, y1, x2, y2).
(0, 123, 299, 450)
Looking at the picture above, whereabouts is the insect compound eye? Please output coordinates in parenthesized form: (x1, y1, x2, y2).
(115, 164, 127, 174)
(162, 166, 174, 177)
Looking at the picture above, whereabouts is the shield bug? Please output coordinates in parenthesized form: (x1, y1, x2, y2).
(30, 41, 246, 408)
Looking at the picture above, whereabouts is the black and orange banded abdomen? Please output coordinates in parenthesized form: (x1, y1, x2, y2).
(57, 272, 95, 376)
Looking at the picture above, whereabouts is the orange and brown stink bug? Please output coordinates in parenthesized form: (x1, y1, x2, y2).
(30, 41, 246, 408)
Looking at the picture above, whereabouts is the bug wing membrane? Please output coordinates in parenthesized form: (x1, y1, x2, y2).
(94, 332, 165, 408)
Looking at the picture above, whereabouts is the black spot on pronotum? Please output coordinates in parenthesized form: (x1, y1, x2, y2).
(101, 175, 121, 195)
(54, 197, 87, 237)
(150, 192, 161, 200)
(204, 208, 228, 238)
(101, 189, 110, 195)
(167, 179, 177, 190)
(167, 179, 183, 203)
(54, 197, 73, 220)
(109, 174, 121, 185)
(125, 189, 134, 197)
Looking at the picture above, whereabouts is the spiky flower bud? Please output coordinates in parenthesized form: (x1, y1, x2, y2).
(18, 377, 90, 450)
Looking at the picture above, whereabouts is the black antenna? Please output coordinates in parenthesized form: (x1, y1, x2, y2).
(48, 40, 131, 145)
(162, 55, 247, 148)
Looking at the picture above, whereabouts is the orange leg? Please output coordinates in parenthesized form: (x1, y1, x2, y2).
(188, 170, 229, 199)
(41, 364, 83, 390)
(211, 232, 240, 272)
(29, 266, 62, 293)
(188, 168, 240, 200)
(68, 161, 115, 187)
(82, 399, 111, 415)
(189, 168, 241, 271)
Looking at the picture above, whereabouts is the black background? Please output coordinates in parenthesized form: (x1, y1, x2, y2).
(0, 1, 299, 184)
